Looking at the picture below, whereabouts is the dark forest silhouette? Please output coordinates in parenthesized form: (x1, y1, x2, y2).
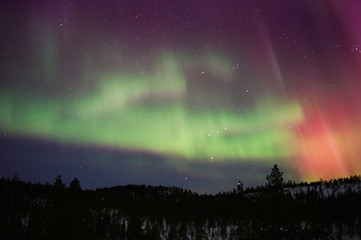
(1, 166, 361, 239)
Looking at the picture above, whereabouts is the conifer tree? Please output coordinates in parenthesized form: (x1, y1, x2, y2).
(54, 174, 65, 189)
(69, 178, 81, 191)
(266, 164, 284, 194)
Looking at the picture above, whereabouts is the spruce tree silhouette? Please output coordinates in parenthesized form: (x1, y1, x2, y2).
(53, 174, 65, 189)
(69, 178, 81, 191)
(266, 165, 284, 189)
(266, 164, 284, 197)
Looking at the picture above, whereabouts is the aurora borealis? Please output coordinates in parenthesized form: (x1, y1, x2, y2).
(1, 0, 361, 193)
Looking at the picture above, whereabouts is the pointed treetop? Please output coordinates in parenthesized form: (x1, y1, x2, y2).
(266, 164, 284, 189)
(54, 174, 66, 188)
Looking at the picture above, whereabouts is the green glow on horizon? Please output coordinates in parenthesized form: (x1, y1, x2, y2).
(0, 52, 303, 162)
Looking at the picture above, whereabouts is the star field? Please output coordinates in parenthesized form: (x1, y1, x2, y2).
(1, 0, 361, 193)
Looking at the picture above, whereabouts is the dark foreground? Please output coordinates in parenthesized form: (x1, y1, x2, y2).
(1, 175, 361, 239)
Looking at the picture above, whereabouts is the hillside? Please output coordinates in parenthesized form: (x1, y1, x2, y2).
(1, 174, 361, 239)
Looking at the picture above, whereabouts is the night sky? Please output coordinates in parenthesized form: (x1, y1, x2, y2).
(1, 0, 361, 193)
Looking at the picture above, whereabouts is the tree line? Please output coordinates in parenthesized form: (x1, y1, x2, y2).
(1, 165, 361, 239)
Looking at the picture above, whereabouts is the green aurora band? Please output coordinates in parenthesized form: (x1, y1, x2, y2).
(0, 53, 303, 162)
